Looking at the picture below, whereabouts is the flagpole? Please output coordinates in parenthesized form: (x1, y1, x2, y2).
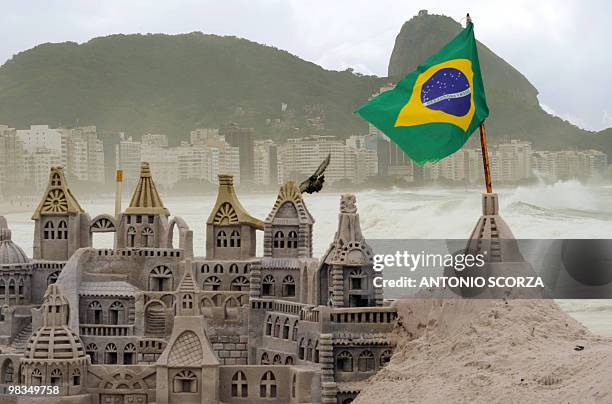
(479, 122, 493, 193)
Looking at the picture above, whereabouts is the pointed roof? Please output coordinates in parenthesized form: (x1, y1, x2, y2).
(206, 175, 263, 229)
(125, 162, 170, 215)
(32, 166, 84, 219)
(177, 261, 199, 293)
(265, 180, 314, 225)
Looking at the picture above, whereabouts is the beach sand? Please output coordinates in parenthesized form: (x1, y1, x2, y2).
(355, 299, 612, 403)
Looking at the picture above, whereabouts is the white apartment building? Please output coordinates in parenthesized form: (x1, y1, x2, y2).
(27, 148, 62, 192)
(64, 126, 105, 184)
(115, 134, 142, 187)
(16, 125, 63, 157)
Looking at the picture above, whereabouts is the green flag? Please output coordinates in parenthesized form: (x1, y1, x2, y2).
(356, 21, 489, 164)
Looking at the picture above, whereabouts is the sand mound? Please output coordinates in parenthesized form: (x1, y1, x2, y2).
(354, 299, 612, 403)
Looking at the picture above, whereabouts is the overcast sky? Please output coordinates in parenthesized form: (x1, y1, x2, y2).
(1, 0, 610, 131)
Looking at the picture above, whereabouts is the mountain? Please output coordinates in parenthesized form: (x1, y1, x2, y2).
(389, 11, 612, 153)
(0, 32, 385, 141)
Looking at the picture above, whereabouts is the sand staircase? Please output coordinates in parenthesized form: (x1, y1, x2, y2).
(11, 321, 32, 353)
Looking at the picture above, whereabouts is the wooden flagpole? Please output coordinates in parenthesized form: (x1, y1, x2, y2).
(479, 123, 493, 193)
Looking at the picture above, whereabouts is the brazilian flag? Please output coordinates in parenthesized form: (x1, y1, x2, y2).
(356, 21, 489, 164)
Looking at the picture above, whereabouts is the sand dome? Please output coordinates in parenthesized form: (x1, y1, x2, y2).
(0, 216, 29, 265)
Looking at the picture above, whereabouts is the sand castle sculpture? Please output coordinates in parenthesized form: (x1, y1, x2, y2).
(0, 163, 398, 404)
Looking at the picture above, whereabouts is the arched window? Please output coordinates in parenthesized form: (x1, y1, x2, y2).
(358, 350, 375, 372)
(230, 230, 241, 248)
(2, 360, 14, 384)
(292, 320, 299, 342)
(282, 275, 296, 297)
(17, 278, 24, 297)
(243, 264, 250, 274)
(88, 301, 103, 324)
(260, 371, 277, 398)
(314, 340, 320, 363)
(229, 263, 238, 273)
(47, 271, 60, 286)
(31, 368, 43, 385)
(86, 343, 98, 364)
(298, 338, 306, 360)
(141, 227, 154, 247)
(273, 317, 281, 338)
(50, 368, 62, 386)
(203, 276, 221, 291)
(216, 230, 227, 247)
(127, 226, 136, 247)
(306, 339, 313, 361)
(72, 368, 81, 386)
(260, 352, 270, 365)
(265, 315, 272, 336)
(173, 370, 197, 393)
(201, 264, 209, 274)
(273, 231, 284, 248)
(182, 294, 193, 310)
(337, 351, 353, 372)
(231, 276, 249, 291)
(380, 349, 392, 367)
(51, 173, 61, 187)
(0, 279, 4, 297)
(262, 275, 275, 296)
(273, 354, 282, 365)
(282, 318, 290, 339)
(109, 301, 124, 325)
(105, 343, 118, 364)
(213, 264, 223, 274)
(287, 230, 298, 249)
(149, 266, 173, 291)
(7, 279, 15, 296)
(123, 343, 136, 365)
(231, 371, 248, 398)
(285, 356, 294, 365)
(57, 220, 68, 240)
(350, 268, 366, 290)
(44, 221, 55, 240)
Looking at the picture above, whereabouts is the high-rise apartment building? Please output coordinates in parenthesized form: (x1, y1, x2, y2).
(221, 123, 254, 184)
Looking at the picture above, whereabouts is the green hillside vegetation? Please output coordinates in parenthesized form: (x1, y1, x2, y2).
(0, 32, 385, 142)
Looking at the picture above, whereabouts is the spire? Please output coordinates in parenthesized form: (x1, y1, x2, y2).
(207, 174, 263, 229)
(0, 216, 11, 241)
(31, 166, 84, 219)
(126, 162, 169, 215)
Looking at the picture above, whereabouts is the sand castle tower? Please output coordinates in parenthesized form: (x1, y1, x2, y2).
(156, 260, 220, 404)
(21, 284, 88, 396)
(116, 162, 170, 248)
(317, 194, 382, 307)
(32, 166, 91, 261)
(206, 174, 263, 260)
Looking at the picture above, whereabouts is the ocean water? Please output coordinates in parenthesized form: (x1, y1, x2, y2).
(3, 180, 612, 335)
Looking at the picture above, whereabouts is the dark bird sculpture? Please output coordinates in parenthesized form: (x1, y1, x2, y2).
(299, 153, 330, 194)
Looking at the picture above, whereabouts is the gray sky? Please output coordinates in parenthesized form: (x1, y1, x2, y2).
(1, 0, 610, 131)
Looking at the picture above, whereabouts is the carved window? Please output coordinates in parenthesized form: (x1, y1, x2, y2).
(109, 301, 124, 325)
(287, 230, 298, 249)
(173, 370, 197, 393)
(259, 371, 276, 398)
(228, 263, 238, 274)
(203, 276, 221, 291)
(231, 276, 249, 291)
(262, 275, 275, 296)
(31, 368, 43, 385)
(282, 275, 296, 297)
(7, 279, 15, 296)
(282, 318, 290, 339)
(350, 268, 366, 290)
(298, 338, 305, 360)
(124, 343, 136, 365)
(337, 351, 353, 372)
(201, 264, 209, 274)
(44, 221, 55, 240)
(141, 227, 154, 247)
(213, 264, 223, 274)
(182, 294, 193, 310)
(216, 230, 227, 247)
(229, 230, 241, 248)
(50, 368, 62, 386)
(2, 361, 14, 384)
(265, 315, 272, 336)
(273, 231, 284, 248)
(273, 354, 282, 365)
(358, 350, 375, 372)
(57, 220, 68, 240)
(306, 339, 313, 361)
(260, 352, 270, 365)
(86, 343, 98, 364)
(292, 320, 298, 342)
(149, 265, 173, 291)
(314, 340, 320, 363)
(72, 368, 81, 386)
(380, 349, 392, 367)
(231, 371, 248, 398)
(105, 343, 118, 364)
(47, 271, 60, 286)
(273, 317, 281, 338)
(88, 301, 103, 324)
(127, 226, 136, 247)
(285, 356, 294, 365)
